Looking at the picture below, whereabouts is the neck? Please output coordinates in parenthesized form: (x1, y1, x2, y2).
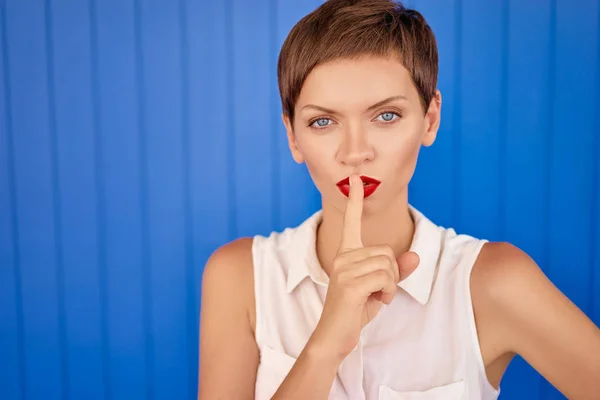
(315, 190, 415, 278)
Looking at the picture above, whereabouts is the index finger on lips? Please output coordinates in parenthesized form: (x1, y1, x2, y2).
(338, 174, 364, 253)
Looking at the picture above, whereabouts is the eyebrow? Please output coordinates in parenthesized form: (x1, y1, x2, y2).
(301, 95, 408, 115)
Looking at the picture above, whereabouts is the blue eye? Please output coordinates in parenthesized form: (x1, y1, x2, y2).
(311, 118, 332, 128)
(376, 112, 399, 122)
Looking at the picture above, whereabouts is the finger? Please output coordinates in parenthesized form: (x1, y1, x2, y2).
(358, 269, 397, 301)
(335, 245, 400, 283)
(339, 253, 399, 285)
(397, 251, 420, 281)
(338, 174, 364, 253)
(369, 290, 394, 305)
(379, 291, 395, 305)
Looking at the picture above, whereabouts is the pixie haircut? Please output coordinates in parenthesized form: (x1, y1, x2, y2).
(277, 0, 438, 123)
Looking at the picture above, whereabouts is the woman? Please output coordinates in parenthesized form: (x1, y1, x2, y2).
(198, 0, 600, 399)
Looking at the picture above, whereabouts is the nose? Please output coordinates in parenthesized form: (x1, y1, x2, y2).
(335, 125, 375, 167)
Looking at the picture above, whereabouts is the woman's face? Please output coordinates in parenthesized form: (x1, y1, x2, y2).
(283, 55, 441, 215)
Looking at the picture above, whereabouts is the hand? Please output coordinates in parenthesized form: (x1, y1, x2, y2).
(310, 175, 420, 361)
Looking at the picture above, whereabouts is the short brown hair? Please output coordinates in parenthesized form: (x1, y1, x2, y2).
(277, 0, 438, 122)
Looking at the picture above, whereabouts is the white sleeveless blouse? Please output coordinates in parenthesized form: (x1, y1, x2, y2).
(252, 205, 500, 400)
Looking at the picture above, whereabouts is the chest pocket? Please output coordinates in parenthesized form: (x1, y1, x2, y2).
(254, 344, 297, 400)
(379, 380, 465, 400)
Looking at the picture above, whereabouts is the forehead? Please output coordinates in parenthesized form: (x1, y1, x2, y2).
(297, 55, 418, 109)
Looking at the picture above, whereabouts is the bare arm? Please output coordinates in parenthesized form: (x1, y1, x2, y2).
(198, 238, 258, 400)
(473, 242, 600, 399)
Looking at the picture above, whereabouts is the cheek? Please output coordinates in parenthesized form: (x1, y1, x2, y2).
(375, 129, 423, 183)
(376, 124, 421, 161)
(295, 135, 335, 183)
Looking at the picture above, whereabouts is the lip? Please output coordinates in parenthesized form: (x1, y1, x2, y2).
(336, 175, 381, 198)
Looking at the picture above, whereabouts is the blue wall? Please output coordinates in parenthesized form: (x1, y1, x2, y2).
(0, 0, 598, 399)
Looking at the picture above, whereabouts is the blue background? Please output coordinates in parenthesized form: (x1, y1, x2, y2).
(0, 0, 598, 399)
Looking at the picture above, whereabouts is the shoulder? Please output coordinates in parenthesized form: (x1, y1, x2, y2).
(202, 237, 256, 328)
(470, 240, 567, 355)
(203, 237, 255, 283)
(470, 241, 547, 327)
(471, 241, 546, 310)
(471, 241, 541, 294)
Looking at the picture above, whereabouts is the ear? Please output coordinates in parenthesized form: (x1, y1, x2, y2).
(422, 89, 442, 147)
(282, 113, 305, 164)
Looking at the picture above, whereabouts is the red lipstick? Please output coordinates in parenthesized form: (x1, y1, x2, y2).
(336, 175, 381, 198)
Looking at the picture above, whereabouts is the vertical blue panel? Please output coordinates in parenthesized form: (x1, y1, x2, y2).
(0, 3, 24, 396)
(457, 0, 503, 240)
(188, 0, 232, 261)
(498, 0, 552, 398)
(268, 0, 281, 232)
(188, 0, 231, 251)
(133, 2, 154, 395)
(50, 1, 105, 398)
(44, 1, 70, 397)
(179, 0, 199, 395)
(137, 0, 189, 399)
(594, 0, 600, 327)
(231, 0, 275, 237)
(94, 0, 148, 398)
(275, 0, 324, 231)
(410, 0, 457, 228)
(4, 2, 64, 398)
